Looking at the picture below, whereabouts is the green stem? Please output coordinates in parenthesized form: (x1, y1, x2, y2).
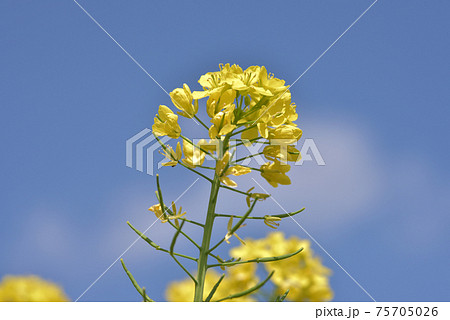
(207, 247, 303, 268)
(233, 151, 265, 164)
(234, 137, 266, 147)
(194, 115, 210, 131)
(167, 219, 201, 250)
(208, 200, 257, 254)
(127, 221, 197, 261)
(169, 220, 197, 283)
(219, 184, 251, 196)
(178, 217, 205, 228)
(194, 174, 221, 301)
(214, 207, 305, 220)
(121, 259, 154, 302)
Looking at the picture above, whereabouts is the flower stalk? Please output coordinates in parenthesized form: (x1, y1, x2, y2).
(194, 174, 221, 301)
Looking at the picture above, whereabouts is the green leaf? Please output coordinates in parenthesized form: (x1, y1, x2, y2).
(214, 270, 275, 302)
(121, 259, 154, 302)
(275, 289, 290, 302)
(204, 274, 225, 302)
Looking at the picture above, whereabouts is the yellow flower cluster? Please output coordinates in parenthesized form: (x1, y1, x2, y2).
(166, 232, 333, 302)
(0, 275, 69, 302)
(231, 232, 333, 301)
(152, 64, 303, 188)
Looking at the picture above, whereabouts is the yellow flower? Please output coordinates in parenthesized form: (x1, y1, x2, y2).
(230, 232, 333, 302)
(152, 105, 181, 138)
(215, 151, 232, 176)
(260, 92, 298, 127)
(170, 84, 198, 118)
(198, 64, 240, 91)
(268, 123, 302, 144)
(182, 139, 206, 168)
(219, 63, 244, 85)
(205, 88, 236, 118)
(0, 275, 69, 302)
(148, 203, 186, 224)
(195, 64, 272, 102)
(216, 152, 251, 187)
(160, 142, 182, 167)
(245, 187, 270, 207)
(263, 144, 300, 162)
(258, 66, 289, 95)
(148, 203, 166, 222)
(169, 201, 187, 227)
(263, 216, 282, 229)
(224, 216, 246, 245)
(209, 105, 237, 138)
(260, 160, 291, 187)
(224, 65, 269, 96)
(257, 121, 269, 139)
(165, 232, 333, 302)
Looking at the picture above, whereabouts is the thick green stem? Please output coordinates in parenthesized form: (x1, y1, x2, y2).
(194, 174, 221, 301)
(194, 134, 234, 302)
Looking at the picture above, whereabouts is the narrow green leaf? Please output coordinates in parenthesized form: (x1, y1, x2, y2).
(214, 271, 275, 302)
(127, 221, 197, 261)
(204, 274, 225, 302)
(275, 289, 290, 302)
(208, 247, 303, 268)
(120, 259, 154, 302)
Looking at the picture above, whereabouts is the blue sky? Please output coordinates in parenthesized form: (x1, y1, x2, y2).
(1, 0, 449, 302)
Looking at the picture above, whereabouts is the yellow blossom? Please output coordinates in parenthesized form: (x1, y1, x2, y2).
(170, 83, 197, 118)
(0, 275, 69, 302)
(245, 187, 270, 207)
(257, 121, 269, 139)
(263, 216, 282, 229)
(219, 63, 244, 86)
(152, 105, 181, 138)
(258, 66, 289, 95)
(268, 123, 302, 144)
(195, 64, 274, 102)
(224, 216, 246, 245)
(148, 203, 167, 222)
(205, 88, 236, 118)
(230, 232, 333, 302)
(229, 65, 273, 97)
(259, 92, 298, 127)
(260, 160, 291, 187)
(263, 144, 300, 162)
(216, 152, 251, 187)
(169, 201, 187, 227)
(182, 139, 206, 168)
(165, 232, 333, 302)
(160, 142, 182, 166)
(148, 203, 186, 224)
(197, 64, 241, 91)
(209, 105, 237, 138)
